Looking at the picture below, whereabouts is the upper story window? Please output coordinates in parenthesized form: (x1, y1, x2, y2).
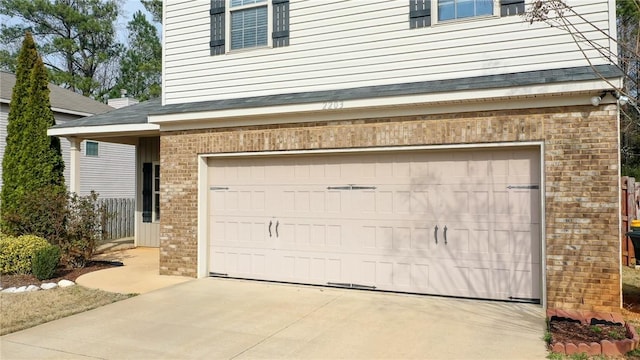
(410, 0, 524, 28)
(230, 0, 268, 50)
(210, 0, 290, 56)
(438, 0, 493, 22)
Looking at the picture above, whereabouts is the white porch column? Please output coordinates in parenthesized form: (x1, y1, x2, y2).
(68, 137, 82, 194)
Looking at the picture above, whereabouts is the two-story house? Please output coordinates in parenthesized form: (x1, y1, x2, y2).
(50, 0, 623, 312)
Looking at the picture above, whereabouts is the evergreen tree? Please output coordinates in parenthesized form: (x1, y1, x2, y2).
(111, 10, 161, 101)
(0, 0, 122, 98)
(141, 0, 162, 24)
(1, 32, 66, 238)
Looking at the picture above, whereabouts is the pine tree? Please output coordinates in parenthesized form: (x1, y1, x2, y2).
(1, 32, 66, 238)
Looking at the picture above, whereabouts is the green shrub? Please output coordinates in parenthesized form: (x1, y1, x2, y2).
(63, 191, 107, 268)
(0, 234, 49, 274)
(31, 244, 61, 280)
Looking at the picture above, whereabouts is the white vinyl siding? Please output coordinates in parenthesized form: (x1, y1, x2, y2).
(163, 0, 614, 105)
(0, 108, 135, 199)
(56, 114, 135, 199)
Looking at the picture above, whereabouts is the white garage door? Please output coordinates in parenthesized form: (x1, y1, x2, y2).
(208, 148, 541, 302)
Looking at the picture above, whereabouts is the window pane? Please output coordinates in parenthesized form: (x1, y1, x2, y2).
(438, 0, 455, 21)
(85, 141, 99, 156)
(231, 0, 266, 8)
(154, 193, 160, 221)
(230, 6, 268, 50)
(476, 0, 493, 16)
(256, 6, 268, 46)
(456, 0, 474, 18)
(438, 0, 493, 21)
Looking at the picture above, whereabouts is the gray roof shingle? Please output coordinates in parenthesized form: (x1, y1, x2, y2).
(51, 98, 160, 128)
(50, 64, 623, 130)
(0, 71, 113, 115)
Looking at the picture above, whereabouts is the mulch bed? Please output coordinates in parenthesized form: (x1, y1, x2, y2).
(550, 318, 630, 345)
(0, 261, 121, 289)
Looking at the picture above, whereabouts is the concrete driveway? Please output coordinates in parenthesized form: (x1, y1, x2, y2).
(1, 278, 546, 359)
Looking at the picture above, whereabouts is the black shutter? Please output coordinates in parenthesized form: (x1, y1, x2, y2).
(409, 0, 431, 29)
(500, 0, 524, 17)
(272, 0, 289, 48)
(142, 162, 152, 223)
(210, 0, 225, 56)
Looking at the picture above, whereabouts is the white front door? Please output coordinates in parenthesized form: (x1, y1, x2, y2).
(208, 148, 541, 301)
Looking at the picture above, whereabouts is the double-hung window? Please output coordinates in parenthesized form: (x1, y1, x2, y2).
(410, 0, 524, 28)
(210, 0, 289, 55)
(230, 0, 268, 50)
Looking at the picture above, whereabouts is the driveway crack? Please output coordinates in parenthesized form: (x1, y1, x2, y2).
(2, 339, 106, 359)
(229, 294, 342, 359)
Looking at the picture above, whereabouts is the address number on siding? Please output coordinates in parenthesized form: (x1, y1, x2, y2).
(322, 101, 344, 110)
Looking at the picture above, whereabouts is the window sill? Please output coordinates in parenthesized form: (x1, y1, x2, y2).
(432, 14, 500, 27)
(226, 45, 273, 55)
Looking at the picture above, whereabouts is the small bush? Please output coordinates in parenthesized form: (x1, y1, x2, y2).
(31, 245, 61, 280)
(0, 234, 49, 274)
(62, 191, 107, 268)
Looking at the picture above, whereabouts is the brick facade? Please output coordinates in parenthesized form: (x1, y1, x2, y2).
(160, 104, 620, 312)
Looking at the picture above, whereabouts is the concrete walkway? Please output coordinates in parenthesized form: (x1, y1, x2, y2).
(76, 247, 191, 294)
(1, 278, 547, 359)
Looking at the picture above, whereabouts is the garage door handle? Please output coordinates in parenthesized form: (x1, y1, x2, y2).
(268, 220, 272, 237)
(443, 226, 448, 245)
(434, 225, 438, 244)
(276, 221, 279, 237)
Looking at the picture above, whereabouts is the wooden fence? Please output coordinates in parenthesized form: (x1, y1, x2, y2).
(622, 176, 637, 266)
(99, 198, 135, 240)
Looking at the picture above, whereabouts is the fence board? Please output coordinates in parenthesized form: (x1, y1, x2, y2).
(622, 176, 637, 267)
(99, 198, 134, 240)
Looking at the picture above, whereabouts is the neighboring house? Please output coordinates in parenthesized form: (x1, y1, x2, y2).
(50, 0, 624, 312)
(0, 71, 135, 198)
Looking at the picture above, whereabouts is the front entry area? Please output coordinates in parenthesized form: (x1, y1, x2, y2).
(206, 147, 542, 302)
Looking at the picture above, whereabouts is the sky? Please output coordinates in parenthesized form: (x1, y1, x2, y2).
(117, 0, 159, 44)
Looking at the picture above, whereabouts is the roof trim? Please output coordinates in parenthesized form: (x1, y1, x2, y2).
(48, 123, 159, 137)
(149, 77, 619, 126)
(152, 64, 623, 117)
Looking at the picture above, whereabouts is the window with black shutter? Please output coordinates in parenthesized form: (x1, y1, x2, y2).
(411, 0, 524, 27)
(272, 0, 290, 48)
(500, 0, 525, 17)
(210, 0, 289, 55)
(409, 0, 431, 29)
(210, 0, 225, 55)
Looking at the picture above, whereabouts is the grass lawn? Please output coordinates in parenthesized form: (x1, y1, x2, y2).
(0, 286, 133, 335)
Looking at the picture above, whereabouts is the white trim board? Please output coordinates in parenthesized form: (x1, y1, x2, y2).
(48, 123, 160, 138)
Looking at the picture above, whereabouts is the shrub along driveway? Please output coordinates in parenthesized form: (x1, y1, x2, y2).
(1, 278, 546, 359)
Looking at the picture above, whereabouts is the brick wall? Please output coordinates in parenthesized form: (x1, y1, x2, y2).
(160, 104, 620, 312)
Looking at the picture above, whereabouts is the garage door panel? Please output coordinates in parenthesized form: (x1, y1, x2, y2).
(208, 148, 541, 302)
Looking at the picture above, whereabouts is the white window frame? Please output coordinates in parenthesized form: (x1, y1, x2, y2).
(431, 0, 499, 25)
(153, 162, 160, 222)
(85, 140, 99, 157)
(225, 0, 273, 53)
